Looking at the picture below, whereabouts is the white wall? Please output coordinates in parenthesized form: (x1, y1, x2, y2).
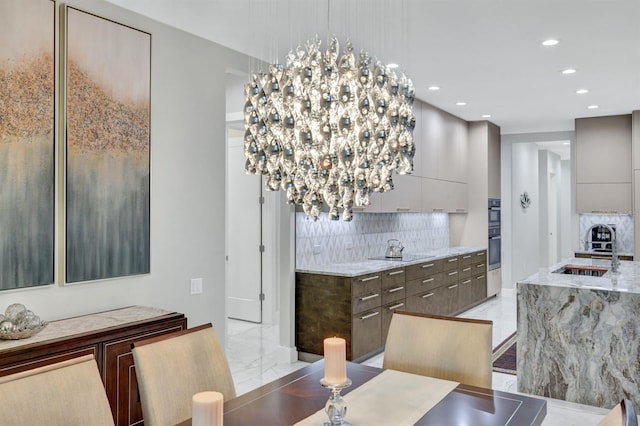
(510, 143, 540, 284)
(560, 160, 573, 259)
(0, 0, 249, 342)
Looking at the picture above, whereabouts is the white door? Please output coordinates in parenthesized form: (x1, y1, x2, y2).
(226, 126, 262, 323)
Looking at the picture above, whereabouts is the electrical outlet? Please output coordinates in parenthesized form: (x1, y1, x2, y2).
(190, 278, 203, 295)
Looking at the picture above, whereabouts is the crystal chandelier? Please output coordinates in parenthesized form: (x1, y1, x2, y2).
(244, 36, 416, 221)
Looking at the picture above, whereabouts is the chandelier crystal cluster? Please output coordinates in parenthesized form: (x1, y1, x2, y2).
(244, 36, 416, 221)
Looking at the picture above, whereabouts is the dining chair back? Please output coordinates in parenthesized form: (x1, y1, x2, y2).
(0, 354, 114, 426)
(383, 311, 493, 388)
(131, 323, 236, 426)
(598, 399, 638, 426)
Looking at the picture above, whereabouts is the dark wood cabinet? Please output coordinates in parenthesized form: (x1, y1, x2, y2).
(0, 306, 187, 426)
(295, 250, 488, 360)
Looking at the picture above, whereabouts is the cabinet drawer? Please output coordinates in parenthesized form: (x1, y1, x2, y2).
(352, 273, 382, 298)
(442, 282, 459, 315)
(381, 299, 406, 344)
(382, 268, 406, 287)
(472, 273, 487, 302)
(406, 259, 443, 281)
(459, 265, 473, 279)
(405, 287, 443, 315)
(460, 253, 474, 266)
(474, 262, 487, 275)
(458, 277, 473, 309)
(473, 250, 487, 265)
(352, 309, 382, 360)
(352, 291, 381, 315)
(443, 256, 460, 272)
(406, 272, 444, 296)
(381, 282, 406, 305)
(443, 269, 460, 285)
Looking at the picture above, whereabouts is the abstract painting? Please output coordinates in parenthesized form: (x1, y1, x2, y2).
(65, 7, 151, 283)
(0, 0, 55, 290)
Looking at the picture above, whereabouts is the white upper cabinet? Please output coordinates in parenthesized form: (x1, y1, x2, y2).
(575, 115, 632, 214)
(418, 101, 468, 184)
(379, 175, 422, 213)
(576, 115, 632, 184)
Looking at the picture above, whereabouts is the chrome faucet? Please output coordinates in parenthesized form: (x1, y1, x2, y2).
(585, 224, 619, 273)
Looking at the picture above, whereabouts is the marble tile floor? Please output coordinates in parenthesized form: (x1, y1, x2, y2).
(225, 290, 615, 425)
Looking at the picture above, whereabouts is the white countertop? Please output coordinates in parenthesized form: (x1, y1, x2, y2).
(518, 257, 640, 294)
(296, 246, 486, 277)
(574, 250, 634, 257)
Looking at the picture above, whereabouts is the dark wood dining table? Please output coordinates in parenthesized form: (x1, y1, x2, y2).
(176, 360, 546, 425)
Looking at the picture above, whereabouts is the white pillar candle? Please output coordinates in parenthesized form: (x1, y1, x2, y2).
(324, 336, 347, 385)
(192, 391, 223, 426)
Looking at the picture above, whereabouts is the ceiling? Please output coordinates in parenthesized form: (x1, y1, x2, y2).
(105, 0, 640, 135)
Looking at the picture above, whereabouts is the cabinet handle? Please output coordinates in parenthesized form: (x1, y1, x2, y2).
(359, 275, 380, 282)
(422, 278, 434, 284)
(462, 279, 472, 285)
(448, 258, 458, 262)
(448, 284, 458, 289)
(422, 263, 434, 269)
(387, 286, 404, 293)
(477, 264, 485, 268)
(477, 275, 486, 280)
(388, 270, 405, 276)
(462, 255, 471, 260)
(463, 267, 471, 272)
(387, 302, 405, 310)
(421, 292, 435, 299)
(360, 311, 380, 320)
(359, 293, 380, 302)
(448, 271, 458, 276)
(396, 208, 411, 212)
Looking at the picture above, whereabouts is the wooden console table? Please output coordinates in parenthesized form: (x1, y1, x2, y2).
(0, 306, 187, 426)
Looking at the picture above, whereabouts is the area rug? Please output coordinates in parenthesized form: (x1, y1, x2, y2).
(492, 332, 517, 375)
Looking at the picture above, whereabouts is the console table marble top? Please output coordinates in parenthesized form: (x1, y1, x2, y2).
(0, 306, 173, 351)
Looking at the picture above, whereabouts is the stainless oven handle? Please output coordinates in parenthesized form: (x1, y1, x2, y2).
(489, 235, 501, 240)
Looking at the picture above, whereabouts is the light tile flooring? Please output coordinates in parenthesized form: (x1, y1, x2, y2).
(226, 290, 614, 425)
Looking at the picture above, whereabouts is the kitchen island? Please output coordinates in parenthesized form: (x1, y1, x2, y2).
(517, 257, 640, 409)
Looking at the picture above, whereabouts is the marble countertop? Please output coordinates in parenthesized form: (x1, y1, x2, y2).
(518, 257, 640, 294)
(296, 246, 486, 277)
(0, 305, 173, 351)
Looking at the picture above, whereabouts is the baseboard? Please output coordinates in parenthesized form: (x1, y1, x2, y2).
(278, 345, 300, 363)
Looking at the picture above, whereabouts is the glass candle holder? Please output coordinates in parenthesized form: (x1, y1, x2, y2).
(320, 378, 352, 426)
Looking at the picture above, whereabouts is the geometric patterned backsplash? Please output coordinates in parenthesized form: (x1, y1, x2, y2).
(296, 212, 449, 269)
(578, 214, 634, 254)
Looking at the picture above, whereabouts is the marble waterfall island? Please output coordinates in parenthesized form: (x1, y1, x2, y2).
(517, 258, 640, 409)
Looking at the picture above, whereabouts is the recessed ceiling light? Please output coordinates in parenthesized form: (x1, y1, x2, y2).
(542, 39, 559, 46)
(587, 105, 599, 109)
(562, 68, 577, 75)
(576, 89, 589, 94)
(455, 101, 467, 106)
(428, 86, 440, 91)
(387, 63, 399, 69)
(481, 114, 491, 118)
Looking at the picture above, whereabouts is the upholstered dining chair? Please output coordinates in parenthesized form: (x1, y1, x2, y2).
(0, 354, 114, 426)
(598, 399, 638, 426)
(383, 311, 493, 388)
(131, 323, 236, 426)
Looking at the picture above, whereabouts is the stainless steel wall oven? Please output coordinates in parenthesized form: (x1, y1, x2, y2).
(488, 199, 501, 270)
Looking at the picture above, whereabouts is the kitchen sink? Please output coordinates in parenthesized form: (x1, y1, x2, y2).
(552, 264, 608, 277)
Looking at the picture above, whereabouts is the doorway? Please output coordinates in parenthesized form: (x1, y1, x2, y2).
(225, 124, 263, 323)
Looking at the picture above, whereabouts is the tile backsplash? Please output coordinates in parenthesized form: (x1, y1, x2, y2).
(578, 214, 634, 254)
(296, 212, 449, 269)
